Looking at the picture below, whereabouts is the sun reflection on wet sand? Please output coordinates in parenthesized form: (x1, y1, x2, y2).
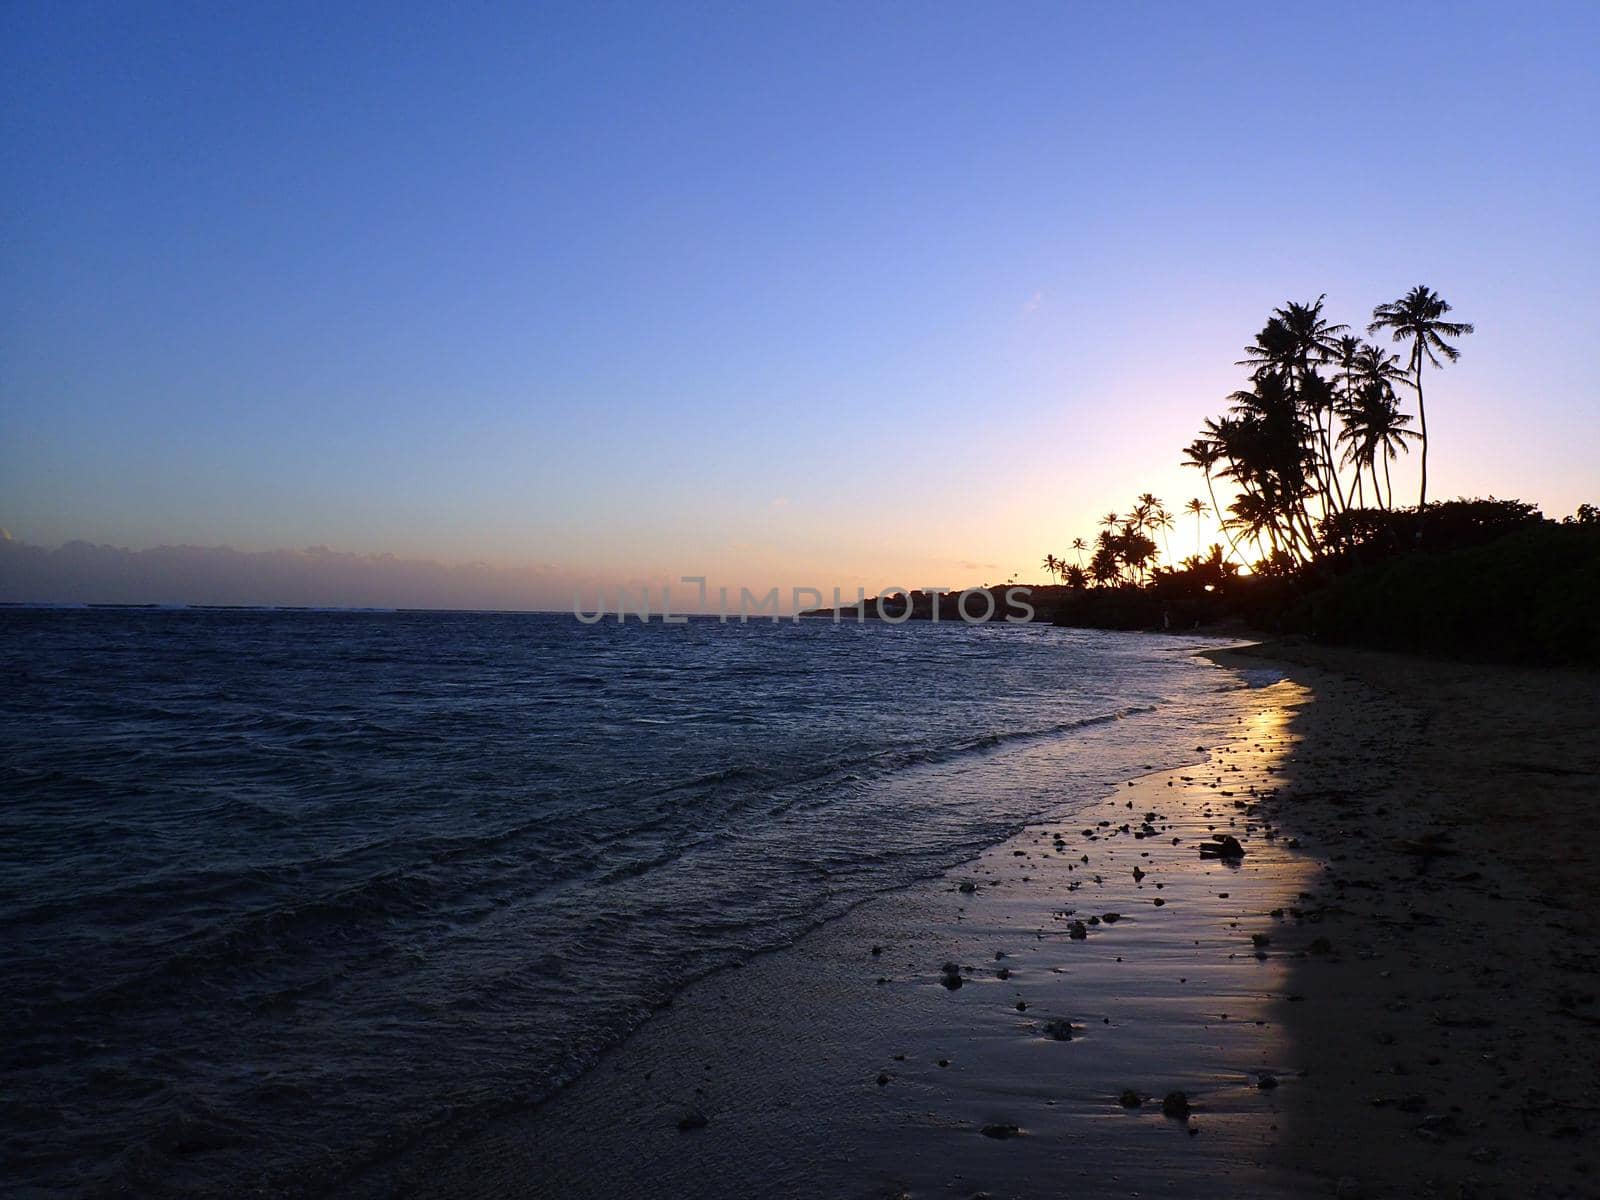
(354, 672, 1329, 1200)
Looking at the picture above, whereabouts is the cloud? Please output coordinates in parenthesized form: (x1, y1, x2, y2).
(0, 537, 597, 612)
(1021, 291, 1044, 316)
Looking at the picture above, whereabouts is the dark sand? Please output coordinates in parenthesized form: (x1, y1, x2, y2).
(342, 644, 1599, 1200)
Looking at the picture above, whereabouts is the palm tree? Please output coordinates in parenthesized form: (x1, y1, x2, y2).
(1042, 553, 1061, 582)
(1353, 342, 1409, 395)
(1151, 501, 1175, 566)
(1183, 497, 1209, 557)
(1368, 286, 1475, 517)
(1225, 491, 1280, 563)
(1062, 563, 1088, 590)
(1182, 435, 1245, 565)
(1108, 520, 1157, 585)
(1238, 299, 1349, 524)
(1338, 383, 1419, 509)
(1089, 539, 1121, 587)
(1273, 295, 1349, 381)
(1070, 537, 1087, 566)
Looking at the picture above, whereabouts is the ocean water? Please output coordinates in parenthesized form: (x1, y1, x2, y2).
(0, 609, 1259, 1196)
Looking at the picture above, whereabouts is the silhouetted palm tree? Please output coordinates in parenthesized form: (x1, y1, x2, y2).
(1226, 490, 1286, 564)
(1182, 436, 1245, 565)
(1042, 553, 1061, 582)
(1071, 537, 1087, 566)
(1183, 497, 1209, 557)
(1089, 539, 1121, 587)
(1335, 343, 1416, 510)
(1368, 286, 1474, 516)
(1353, 342, 1409, 394)
(1144, 497, 1174, 566)
(1338, 383, 1418, 509)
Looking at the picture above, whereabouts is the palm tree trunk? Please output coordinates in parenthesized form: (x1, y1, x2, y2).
(1414, 346, 1428, 529)
(1321, 413, 1348, 517)
(1204, 474, 1246, 566)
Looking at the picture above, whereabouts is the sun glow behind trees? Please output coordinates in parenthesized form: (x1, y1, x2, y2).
(1045, 287, 1472, 585)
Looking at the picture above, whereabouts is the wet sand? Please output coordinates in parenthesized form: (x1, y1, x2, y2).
(342, 645, 1599, 1199)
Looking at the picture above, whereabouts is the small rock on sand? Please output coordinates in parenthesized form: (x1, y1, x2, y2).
(1199, 834, 1245, 860)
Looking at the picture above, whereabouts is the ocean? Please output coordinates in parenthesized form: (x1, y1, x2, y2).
(0, 608, 1260, 1196)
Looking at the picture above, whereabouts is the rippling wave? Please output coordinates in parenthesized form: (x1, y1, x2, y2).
(0, 609, 1248, 1196)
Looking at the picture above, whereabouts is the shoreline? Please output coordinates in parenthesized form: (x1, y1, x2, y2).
(341, 644, 1599, 1199)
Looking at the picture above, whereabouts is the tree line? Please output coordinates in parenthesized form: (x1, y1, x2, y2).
(1045, 285, 1474, 586)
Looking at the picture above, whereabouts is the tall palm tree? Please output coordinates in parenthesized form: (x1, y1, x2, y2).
(1183, 497, 1209, 557)
(1089, 538, 1121, 587)
(1368, 286, 1474, 516)
(1338, 383, 1419, 509)
(1151, 502, 1175, 566)
(1336, 343, 1416, 510)
(1225, 491, 1281, 565)
(1239, 299, 1349, 524)
(1273, 295, 1349, 381)
(1042, 553, 1061, 582)
(1116, 522, 1158, 584)
(1182, 436, 1245, 565)
(1070, 537, 1087, 566)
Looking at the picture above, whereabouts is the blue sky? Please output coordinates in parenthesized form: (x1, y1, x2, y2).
(3, 2, 1597, 601)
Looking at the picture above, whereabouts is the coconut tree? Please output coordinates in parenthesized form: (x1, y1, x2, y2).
(1183, 498, 1209, 557)
(1273, 295, 1349, 382)
(1338, 383, 1419, 509)
(1151, 502, 1175, 566)
(1089, 538, 1121, 587)
(1182, 435, 1246, 565)
(1042, 553, 1061, 582)
(1070, 537, 1087, 566)
(1368, 286, 1475, 517)
(1116, 522, 1158, 585)
(1353, 342, 1410, 397)
(1225, 491, 1281, 564)
(1217, 374, 1321, 561)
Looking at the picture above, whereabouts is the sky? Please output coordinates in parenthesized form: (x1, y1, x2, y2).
(3, 1, 1597, 608)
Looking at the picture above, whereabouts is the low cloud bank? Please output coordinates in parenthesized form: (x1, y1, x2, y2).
(0, 536, 589, 611)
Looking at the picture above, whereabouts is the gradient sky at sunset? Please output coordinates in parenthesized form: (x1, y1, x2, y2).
(3, 2, 1597, 607)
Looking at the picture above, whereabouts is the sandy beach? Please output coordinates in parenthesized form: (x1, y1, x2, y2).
(341, 643, 1600, 1200)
